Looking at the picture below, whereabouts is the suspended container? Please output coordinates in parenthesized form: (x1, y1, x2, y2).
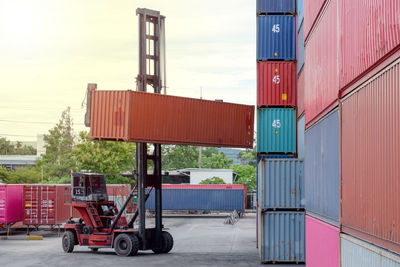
(0, 185, 24, 227)
(257, 108, 296, 154)
(258, 211, 305, 263)
(341, 234, 400, 267)
(258, 158, 304, 210)
(305, 109, 340, 225)
(256, 0, 296, 14)
(257, 15, 296, 61)
(306, 215, 340, 267)
(257, 61, 297, 107)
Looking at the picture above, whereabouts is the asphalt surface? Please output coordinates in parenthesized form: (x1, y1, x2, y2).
(0, 213, 305, 267)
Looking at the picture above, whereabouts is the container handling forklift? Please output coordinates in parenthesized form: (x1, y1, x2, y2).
(62, 8, 171, 256)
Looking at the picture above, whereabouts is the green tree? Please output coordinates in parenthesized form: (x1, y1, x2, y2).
(73, 131, 136, 184)
(162, 145, 198, 170)
(1, 167, 41, 184)
(238, 150, 256, 166)
(14, 141, 37, 155)
(201, 153, 233, 169)
(0, 138, 15, 154)
(233, 164, 256, 190)
(199, 176, 226, 184)
(202, 147, 218, 157)
(36, 107, 76, 181)
(0, 138, 37, 155)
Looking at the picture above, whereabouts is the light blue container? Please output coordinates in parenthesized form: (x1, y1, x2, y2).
(258, 159, 304, 210)
(257, 108, 296, 154)
(297, 114, 305, 158)
(257, 0, 296, 14)
(297, 22, 304, 74)
(305, 108, 340, 225)
(257, 15, 296, 61)
(297, 0, 304, 31)
(258, 211, 305, 263)
(145, 189, 245, 212)
(341, 234, 400, 267)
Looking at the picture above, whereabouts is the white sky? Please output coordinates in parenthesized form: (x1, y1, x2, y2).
(0, 0, 256, 142)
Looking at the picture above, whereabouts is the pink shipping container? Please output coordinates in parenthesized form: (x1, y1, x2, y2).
(257, 61, 297, 107)
(306, 215, 339, 267)
(340, 0, 400, 92)
(297, 68, 305, 117)
(304, 0, 339, 128)
(303, 0, 327, 40)
(0, 185, 24, 226)
(341, 59, 400, 255)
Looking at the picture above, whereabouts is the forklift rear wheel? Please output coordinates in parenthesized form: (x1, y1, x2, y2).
(152, 231, 174, 254)
(62, 231, 75, 253)
(114, 234, 139, 257)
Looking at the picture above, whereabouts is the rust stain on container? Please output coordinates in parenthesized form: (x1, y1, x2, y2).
(90, 91, 254, 148)
(341, 60, 400, 255)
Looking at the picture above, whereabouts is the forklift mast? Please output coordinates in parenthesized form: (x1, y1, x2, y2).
(135, 8, 166, 250)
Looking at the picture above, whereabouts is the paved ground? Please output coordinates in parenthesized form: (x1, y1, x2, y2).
(0, 214, 305, 267)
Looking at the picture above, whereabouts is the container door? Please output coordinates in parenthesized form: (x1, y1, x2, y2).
(24, 186, 40, 225)
(0, 186, 6, 224)
(40, 186, 56, 225)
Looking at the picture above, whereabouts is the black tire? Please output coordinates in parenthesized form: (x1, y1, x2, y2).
(89, 248, 98, 252)
(114, 234, 139, 257)
(152, 231, 174, 254)
(62, 231, 75, 253)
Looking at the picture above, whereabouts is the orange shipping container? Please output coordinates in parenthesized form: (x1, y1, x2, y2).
(89, 91, 254, 148)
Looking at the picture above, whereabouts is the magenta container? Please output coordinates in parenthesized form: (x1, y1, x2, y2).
(0, 185, 24, 225)
(306, 215, 340, 267)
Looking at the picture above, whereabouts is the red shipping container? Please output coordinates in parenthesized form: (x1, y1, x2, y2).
(297, 68, 305, 117)
(304, 0, 339, 128)
(24, 185, 56, 225)
(0, 185, 24, 226)
(341, 59, 400, 255)
(257, 61, 297, 107)
(340, 0, 400, 92)
(304, 0, 327, 40)
(89, 90, 254, 148)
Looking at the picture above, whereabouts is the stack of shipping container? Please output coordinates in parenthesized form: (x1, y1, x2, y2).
(301, 0, 400, 266)
(256, 0, 305, 264)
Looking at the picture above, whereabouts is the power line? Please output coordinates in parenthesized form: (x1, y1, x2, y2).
(0, 119, 85, 126)
(0, 133, 37, 138)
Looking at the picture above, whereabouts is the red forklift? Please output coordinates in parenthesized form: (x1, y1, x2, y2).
(62, 172, 173, 256)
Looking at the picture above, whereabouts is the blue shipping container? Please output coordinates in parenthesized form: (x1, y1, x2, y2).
(257, 108, 296, 154)
(145, 189, 245, 212)
(297, 114, 305, 158)
(257, 15, 296, 61)
(258, 211, 305, 263)
(341, 234, 400, 267)
(305, 108, 340, 225)
(297, 0, 304, 31)
(297, 22, 304, 74)
(257, 0, 296, 14)
(258, 159, 304, 210)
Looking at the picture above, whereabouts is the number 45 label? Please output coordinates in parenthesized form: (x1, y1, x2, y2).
(272, 24, 280, 33)
(272, 119, 281, 128)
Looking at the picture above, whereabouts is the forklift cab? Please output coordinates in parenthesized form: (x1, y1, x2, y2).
(71, 173, 108, 202)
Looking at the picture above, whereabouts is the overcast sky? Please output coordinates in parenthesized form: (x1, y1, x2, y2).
(0, 0, 256, 142)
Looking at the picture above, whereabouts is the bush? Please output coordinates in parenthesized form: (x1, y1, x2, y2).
(199, 176, 226, 184)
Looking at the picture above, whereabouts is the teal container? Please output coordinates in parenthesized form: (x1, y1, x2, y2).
(257, 108, 296, 154)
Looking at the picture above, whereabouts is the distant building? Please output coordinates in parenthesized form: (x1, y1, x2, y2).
(217, 147, 246, 165)
(0, 155, 38, 170)
(163, 168, 236, 185)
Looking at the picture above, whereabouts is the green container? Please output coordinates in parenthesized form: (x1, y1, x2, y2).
(257, 108, 296, 154)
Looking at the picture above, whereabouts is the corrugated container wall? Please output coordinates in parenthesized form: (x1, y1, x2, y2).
(145, 188, 245, 212)
(257, 108, 296, 154)
(258, 159, 304, 210)
(306, 215, 340, 267)
(305, 109, 340, 225)
(340, 0, 400, 91)
(257, 15, 296, 61)
(297, 22, 304, 74)
(256, 0, 296, 14)
(304, 0, 339, 128)
(297, 115, 305, 159)
(341, 234, 400, 267)
(0, 185, 24, 225)
(90, 91, 254, 148)
(24, 185, 56, 225)
(257, 62, 297, 107)
(341, 60, 400, 255)
(303, 0, 327, 40)
(259, 211, 305, 263)
(297, 0, 304, 31)
(297, 68, 305, 117)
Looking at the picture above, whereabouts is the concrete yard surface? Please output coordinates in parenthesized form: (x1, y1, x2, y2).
(0, 214, 305, 267)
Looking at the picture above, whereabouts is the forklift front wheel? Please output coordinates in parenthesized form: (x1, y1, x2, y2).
(114, 234, 139, 257)
(152, 231, 174, 254)
(62, 231, 75, 253)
